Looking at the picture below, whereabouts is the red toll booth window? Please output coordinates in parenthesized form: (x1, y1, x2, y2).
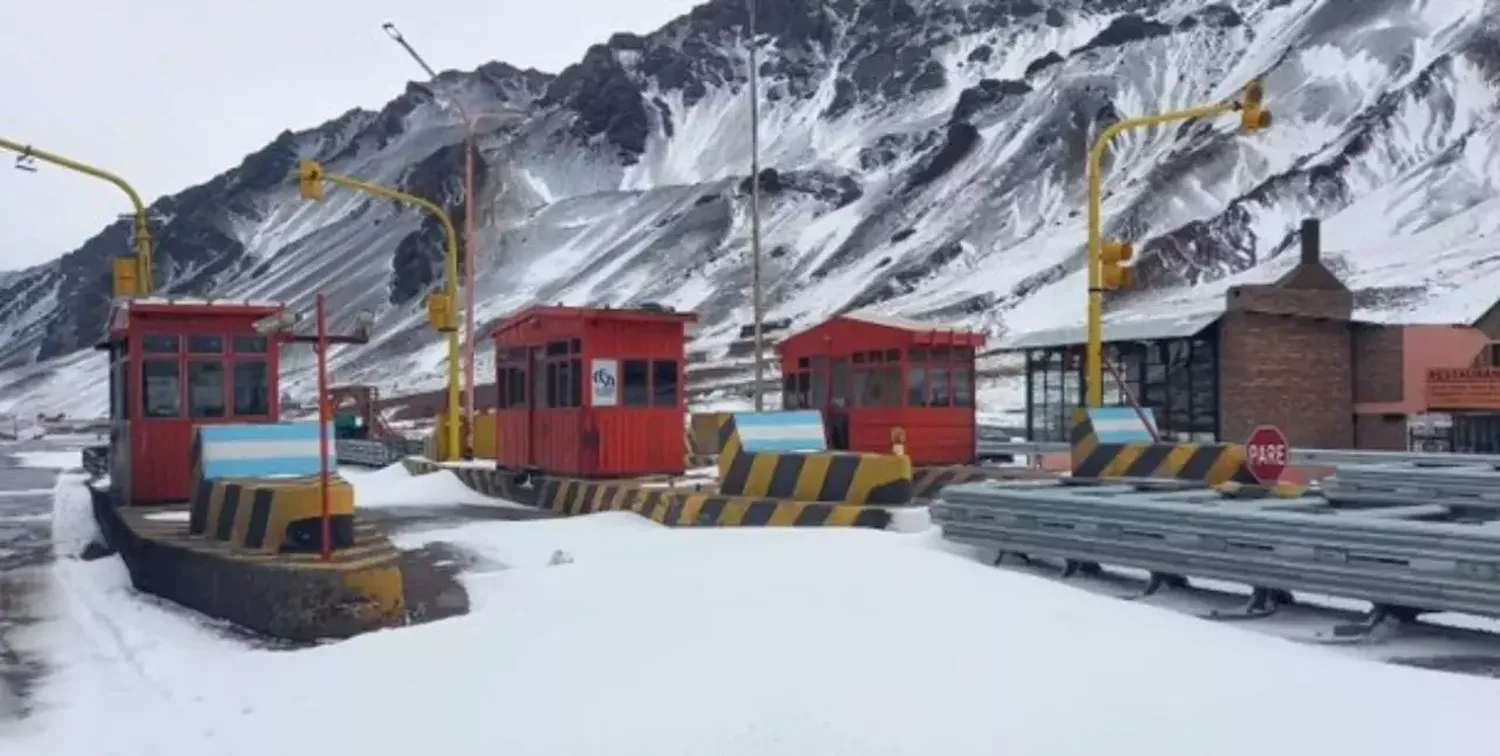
(617, 359, 679, 406)
(907, 346, 975, 408)
(188, 334, 226, 419)
(141, 334, 182, 418)
(231, 335, 271, 417)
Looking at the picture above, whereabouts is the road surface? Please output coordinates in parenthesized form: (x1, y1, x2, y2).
(0, 435, 89, 720)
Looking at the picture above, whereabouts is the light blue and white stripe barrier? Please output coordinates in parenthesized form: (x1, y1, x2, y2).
(193, 421, 336, 480)
(1085, 407, 1158, 443)
(730, 410, 828, 453)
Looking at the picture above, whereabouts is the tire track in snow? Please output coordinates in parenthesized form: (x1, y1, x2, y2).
(37, 474, 257, 755)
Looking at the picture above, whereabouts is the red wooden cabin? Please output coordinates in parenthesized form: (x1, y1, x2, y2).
(777, 312, 985, 466)
(97, 298, 285, 505)
(492, 305, 698, 478)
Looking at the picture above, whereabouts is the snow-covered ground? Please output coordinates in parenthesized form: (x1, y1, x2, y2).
(339, 463, 526, 509)
(5, 460, 1500, 755)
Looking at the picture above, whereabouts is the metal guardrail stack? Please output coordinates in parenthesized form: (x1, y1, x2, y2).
(335, 437, 426, 468)
(935, 441, 1500, 638)
(1323, 462, 1500, 510)
(971, 435, 1500, 468)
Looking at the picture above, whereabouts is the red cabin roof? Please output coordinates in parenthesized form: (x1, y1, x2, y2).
(490, 304, 698, 342)
(105, 297, 287, 338)
(778, 311, 987, 357)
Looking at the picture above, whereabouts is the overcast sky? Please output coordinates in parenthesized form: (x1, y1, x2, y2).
(0, 0, 704, 270)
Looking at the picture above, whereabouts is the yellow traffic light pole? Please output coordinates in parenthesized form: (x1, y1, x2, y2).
(294, 160, 462, 462)
(0, 137, 154, 296)
(1084, 79, 1270, 407)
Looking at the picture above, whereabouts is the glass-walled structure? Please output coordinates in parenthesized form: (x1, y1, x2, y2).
(1023, 334, 1220, 443)
(1449, 414, 1500, 453)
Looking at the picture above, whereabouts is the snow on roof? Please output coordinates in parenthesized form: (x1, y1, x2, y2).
(1005, 307, 1224, 350)
(124, 296, 285, 309)
(840, 309, 976, 334)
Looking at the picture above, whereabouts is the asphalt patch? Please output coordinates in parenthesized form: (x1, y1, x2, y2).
(0, 567, 46, 719)
(1388, 655, 1500, 679)
(399, 542, 478, 626)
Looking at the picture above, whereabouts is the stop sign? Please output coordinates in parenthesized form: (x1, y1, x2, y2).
(1245, 425, 1289, 484)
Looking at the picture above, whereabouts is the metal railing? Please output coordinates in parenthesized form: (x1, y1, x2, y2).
(933, 480, 1500, 620)
(972, 434, 1500, 468)
(335, 437, 426, 468)
(1324, 463, 1500, 510)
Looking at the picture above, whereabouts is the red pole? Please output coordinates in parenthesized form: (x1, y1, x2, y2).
(315, 293, 332, 562)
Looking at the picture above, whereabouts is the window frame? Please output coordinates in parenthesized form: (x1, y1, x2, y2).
(141, 358, 183, 418)
(187, 359, 228, 419)
(622, 359, 650, 407)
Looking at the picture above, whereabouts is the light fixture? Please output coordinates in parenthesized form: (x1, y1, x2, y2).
(352, 310, 376, 341)
(253, 310, 302, 335)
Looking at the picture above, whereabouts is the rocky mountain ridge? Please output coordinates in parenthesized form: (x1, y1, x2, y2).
(3, 0, 1500, 415)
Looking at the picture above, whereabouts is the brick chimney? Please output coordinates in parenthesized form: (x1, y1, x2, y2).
(1301, 218, 1320, 266)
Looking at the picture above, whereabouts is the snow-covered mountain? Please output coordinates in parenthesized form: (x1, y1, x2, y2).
(3, 0, 1500, 418)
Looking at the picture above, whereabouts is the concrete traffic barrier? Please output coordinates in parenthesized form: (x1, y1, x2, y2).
(197, 476, 357, 554)
(662, 494, 892, 528)
(189, 420, 334, 532)
(1068, 407, 1260, 486)
(95, 420, 409, 642)
(910, 465, 1054, 499)
(714, 411, 913, 505)
(533, 476, 890, 529)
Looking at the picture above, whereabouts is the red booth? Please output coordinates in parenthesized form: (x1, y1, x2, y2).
(777, 312, 985, 466)
(492, 305, 698, 478)
(97, 298, 284, 505)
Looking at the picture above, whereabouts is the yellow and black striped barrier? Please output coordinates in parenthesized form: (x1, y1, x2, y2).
(1068, 408, 1260, 486)
(688, 412, 728, 464)
(535, 476, 890, 528)
(447, 466, 536, 504)
(193, 475, 357, 554)
(714, 413, 913, 505)
(395, 455, 894, 529)
(910, 465, 1056, 499)
(664, 494, 892, 528)
(683, 427, 718, 468)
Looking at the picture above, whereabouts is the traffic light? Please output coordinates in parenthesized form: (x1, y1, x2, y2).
(297, 159, 325, 200)
(112, 255, 139, 297)
(1240, 78, 1272, 133)
(426, 291, 455, 332)
(1100, 237, 1134, 290)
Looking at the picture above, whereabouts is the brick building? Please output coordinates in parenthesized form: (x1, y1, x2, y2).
(1004, 219, 1500, 451)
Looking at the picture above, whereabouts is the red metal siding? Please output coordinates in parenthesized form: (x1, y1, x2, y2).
(894, 408, 975, 466)
(780, 315, 983, 466)
(495, 407, 527, 469)
(533, 408, 586, 475)
(492, 306, 694, 478)
(847, 408, 904, 456)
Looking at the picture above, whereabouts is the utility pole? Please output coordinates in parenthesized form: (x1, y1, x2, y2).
(382, 21, 481, 456)
(746, 0, 766, 411)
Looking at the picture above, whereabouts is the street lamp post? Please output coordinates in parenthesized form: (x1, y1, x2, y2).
(382, 21, 485, 458)
(295, 159, 464, 462)
(1082, 80, 1271, 407)
(745, 0, 766, 412)
(0, 137, 154, 296)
